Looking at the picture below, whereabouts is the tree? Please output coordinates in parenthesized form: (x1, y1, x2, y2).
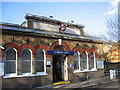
(106, 15, 119, 42)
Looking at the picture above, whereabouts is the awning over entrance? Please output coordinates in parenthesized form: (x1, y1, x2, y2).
(47, 50, 74, 55)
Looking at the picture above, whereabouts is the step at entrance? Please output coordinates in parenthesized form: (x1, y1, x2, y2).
(53, 81, 70, 85)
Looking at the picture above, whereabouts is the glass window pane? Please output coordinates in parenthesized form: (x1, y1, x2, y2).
(36, 49, 44, 72)
(22, 49, 31, 73)
(83, 62, 87, 69)
(82, 52, 87, 70)
(89, 52, 95, 69)
(6, 48, 16, 60)
(90, 62, 94, 69)
(82, 52, 87, 61)
(5, 61, 16, 74)
(22, 61, 31, 73)
(5, 48, 16, 74)
(74, 51, 79, 70)
(36, 49, 44, 60)
(36, 61, 44, 72)
(74, 61, 79, 70)
(22, 49, 31, 60)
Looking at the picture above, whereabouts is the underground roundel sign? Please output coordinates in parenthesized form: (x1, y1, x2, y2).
(59, 23, 67, 31)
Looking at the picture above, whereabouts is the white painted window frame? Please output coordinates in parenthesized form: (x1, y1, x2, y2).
(36, 49, 46, 75)
(5, 48, 17, 76)
(73, 51, 81, 73)
(82, 51, 88, 71)
(74, 51, 97, 73)
(22, 48, 32, 76)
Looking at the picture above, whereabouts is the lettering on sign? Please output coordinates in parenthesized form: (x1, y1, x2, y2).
(47, 50, 74, 55)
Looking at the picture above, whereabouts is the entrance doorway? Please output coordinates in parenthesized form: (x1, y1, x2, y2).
(52, 45, 68, 82)
(53, 55, 64, 82)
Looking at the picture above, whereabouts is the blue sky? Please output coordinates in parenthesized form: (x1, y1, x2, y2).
(1, 1, 118, 41)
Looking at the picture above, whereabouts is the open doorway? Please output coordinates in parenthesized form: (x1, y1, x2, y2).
(53, 55, 64, 82)
(52, 45, 68, 82)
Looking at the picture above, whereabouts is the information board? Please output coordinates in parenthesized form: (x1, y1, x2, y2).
(97, 61, 104, 69)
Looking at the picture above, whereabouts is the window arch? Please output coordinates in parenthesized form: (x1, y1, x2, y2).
(89, 52, 96, 70)
(5, 48, 17, 74)
(82, 51, 88, 70)
(22, 48, 32, 74)
(35, 49, 46, 73)
(74, 51, 80, 70)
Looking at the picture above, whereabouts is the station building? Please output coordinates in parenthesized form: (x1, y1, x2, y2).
(0, 14, 106, 88)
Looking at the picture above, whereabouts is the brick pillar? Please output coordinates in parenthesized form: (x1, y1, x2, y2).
(32, 57, 36, 74)
(17, 58, 22, 75)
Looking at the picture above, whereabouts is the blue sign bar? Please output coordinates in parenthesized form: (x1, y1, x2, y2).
(47, 50, 74, 55)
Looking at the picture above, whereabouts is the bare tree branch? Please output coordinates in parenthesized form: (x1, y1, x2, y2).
(106, 15, 119, 41)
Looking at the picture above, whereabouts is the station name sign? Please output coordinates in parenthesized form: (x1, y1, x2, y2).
(47, 50, 74, 55)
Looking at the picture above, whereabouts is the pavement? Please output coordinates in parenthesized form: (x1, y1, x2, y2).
(35, 76, 119, 89)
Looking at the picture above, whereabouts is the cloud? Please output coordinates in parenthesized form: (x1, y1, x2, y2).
(104, 0, 119, 16)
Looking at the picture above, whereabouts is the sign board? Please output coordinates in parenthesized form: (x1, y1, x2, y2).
(0, 62, 4, 76)
(97, 61, 104, 69)
(33, 22, 81, 36)
(47, 51, 74, 55)
(70, 63, 74, 67)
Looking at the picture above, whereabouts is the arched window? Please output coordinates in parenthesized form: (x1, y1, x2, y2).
(5, 48, 17, 74)
(89, 52, 95, 70)
(35, 49, 45, 72)
(82, 51, 88, 70)
(22, 48, 32, 73)
(74, 51, 80, 70)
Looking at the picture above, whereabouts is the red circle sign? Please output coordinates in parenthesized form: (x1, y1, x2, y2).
(59, 23, 67, 31)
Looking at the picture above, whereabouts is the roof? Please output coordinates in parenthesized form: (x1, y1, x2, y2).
(0, 23, 104, 43)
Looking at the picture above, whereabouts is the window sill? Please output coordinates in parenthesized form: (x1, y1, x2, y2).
(73, 69, 97, 73)
(3, 72, 48, 78)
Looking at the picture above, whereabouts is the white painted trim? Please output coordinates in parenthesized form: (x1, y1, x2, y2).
(86, 51, 89, 70)
(73, 51, 80, 71)
(5, 48, 17, 76)
(59, 39, 62, 45)
(82, 51, 88, 71)
(35, 49, 46, 73)
(64, 57, 68, 81)
(43, 50, 46, 73)
(78, 51, 81, 71)
(73, 69, 97, 73)
(22, 48, 32, 74)
(0, 46, 5, 49)
(89, 52, 97, 70)
(93, 52, 97, 69)
(3, 73, 48, 78)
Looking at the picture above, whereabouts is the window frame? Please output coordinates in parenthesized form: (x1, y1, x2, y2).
(82, 51, 89, 71)
(22, 48, 32, 75)
(35, 49, 46, 74)
(5, 48, 17, 76)
(73, 51, 80, 72)
(89, 52, 97, 70)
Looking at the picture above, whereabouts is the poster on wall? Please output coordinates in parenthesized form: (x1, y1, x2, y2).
(47, 61, 52, 67)
(0, 62, 4, 76)
(97, 61, 104, 69)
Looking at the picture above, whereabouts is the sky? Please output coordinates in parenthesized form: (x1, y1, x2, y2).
(1, 0, 119, 41)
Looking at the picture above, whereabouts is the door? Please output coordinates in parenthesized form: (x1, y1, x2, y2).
(53, 55, 64, 82)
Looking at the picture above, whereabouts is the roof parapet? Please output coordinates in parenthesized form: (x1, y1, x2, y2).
(25, 13, 85, 28)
